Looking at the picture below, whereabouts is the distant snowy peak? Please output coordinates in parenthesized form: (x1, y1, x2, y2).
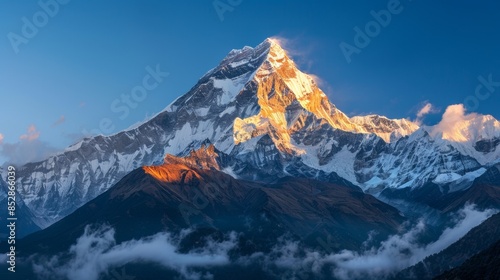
(425, 106, 500, 165)
(351, 115, 419, 142)
(430, 113, 500, 143)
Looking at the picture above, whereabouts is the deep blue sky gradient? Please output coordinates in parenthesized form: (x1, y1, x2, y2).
(0, 0, 499, 163)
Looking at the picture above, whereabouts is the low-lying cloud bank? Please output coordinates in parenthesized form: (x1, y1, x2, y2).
(254, 204, 497, 280)
(32, 226, 237, 280)
(28, 204, 497, 280)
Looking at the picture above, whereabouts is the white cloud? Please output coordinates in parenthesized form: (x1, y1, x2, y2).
(430, 104, 479, 142)
(32, 226, 238, 280)
(0, 139, 59, 166)
(417, 102, 434, 118)
(411, 204, 496, 260)
(415, 102, 438, 124)
(19, 124, 40, 141)
(308, 74, 325, 88)
(269, 35, 316, 70)
(52, 115, 66, 127)
(0, 133, 3, 144)
(268, 36, 289, 48)
(0, 125, 59, 165)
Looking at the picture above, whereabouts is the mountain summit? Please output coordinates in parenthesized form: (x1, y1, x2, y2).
(4, 38, 499, 231)
(168, 38, 419, 151)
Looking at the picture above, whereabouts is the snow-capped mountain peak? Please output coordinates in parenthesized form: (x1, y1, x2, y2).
(214, 38, 418, 156)
(426, 104, 500, 165)
(7, 39, 499, 231)
(430, 109, 500, 143)
(350, 114, 419, 142)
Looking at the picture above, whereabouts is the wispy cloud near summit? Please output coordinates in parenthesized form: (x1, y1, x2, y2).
(19, 124, 40, 141)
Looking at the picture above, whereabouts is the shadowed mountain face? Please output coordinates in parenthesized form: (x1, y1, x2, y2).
(433, 239, 500, 280)
(395, 212, 500, 279)
(380, 163, 500, 215)
(12, 146, 403, 257)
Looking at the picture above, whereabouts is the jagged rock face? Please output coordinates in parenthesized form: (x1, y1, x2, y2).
(351, 115, 419, 142)
(475, 137, 500, 153)
(7, 38, 499, 229)
(164, 144, 221, 171)
(229, 40, 417, 153)
(233, 42, 352, 151)
(354, 129, 482, 191)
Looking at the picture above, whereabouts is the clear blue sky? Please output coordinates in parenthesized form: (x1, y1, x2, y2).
(1, 0, 499, 164)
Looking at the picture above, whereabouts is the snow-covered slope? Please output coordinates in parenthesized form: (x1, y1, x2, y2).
(425, 105, 500, 165)
(8, 39, 500, 229)
(351, 115, 419, 142)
